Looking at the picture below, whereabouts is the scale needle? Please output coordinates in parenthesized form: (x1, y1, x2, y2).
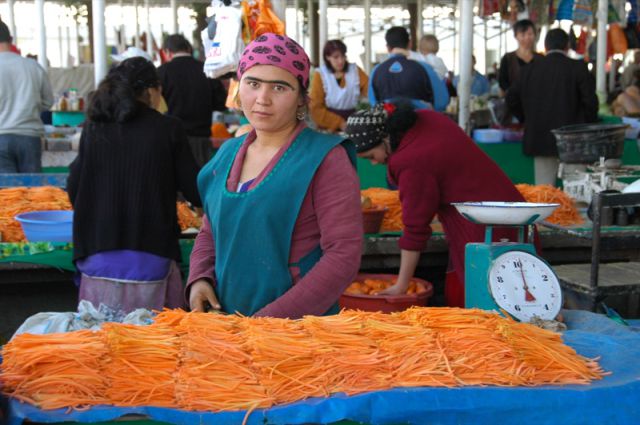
(519, 264, 537, 302)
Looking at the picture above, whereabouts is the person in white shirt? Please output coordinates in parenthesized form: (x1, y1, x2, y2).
(0, 21, 53, 173)
(418, 34, 448, 80)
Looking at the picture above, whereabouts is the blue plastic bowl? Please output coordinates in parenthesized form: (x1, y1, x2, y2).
(14, 210, 73, 243)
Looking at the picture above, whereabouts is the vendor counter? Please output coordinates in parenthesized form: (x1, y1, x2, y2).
(3, 228, 636, 280)
(3, 310, 639, 425)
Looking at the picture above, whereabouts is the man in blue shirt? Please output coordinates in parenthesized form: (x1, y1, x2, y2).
(368, 27, 449, 111)
(453, 56, 490, 97)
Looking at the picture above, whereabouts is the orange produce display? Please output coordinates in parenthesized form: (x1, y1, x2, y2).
(360, 188, 403, 231)
(345, 279, 428, 295)
(515, 184, 584, 226)
(0, 186, 72, 242)
(1, 308, 604, 418)
(176, 202, 202, 231)
(211, 122, 232, 139)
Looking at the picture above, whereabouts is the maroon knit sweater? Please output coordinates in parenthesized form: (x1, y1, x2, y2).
(388, 110, 527, 283)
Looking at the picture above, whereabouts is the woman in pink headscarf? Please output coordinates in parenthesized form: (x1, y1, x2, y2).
(186, 34, 363, 318)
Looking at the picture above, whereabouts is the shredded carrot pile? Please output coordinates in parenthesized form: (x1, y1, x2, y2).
(0, 186, 72, 242)
(0, 330, 108, 410)
(516, 184, 584, 226)
(242, 317, 331, 404)
(361, 188, 403, 231)
(172, 312, 272, 411)
(1, 308, 605, 415)
(103, 323, 179, 407)
(176, 202, 202, 231)
(345, 279, 428, 295)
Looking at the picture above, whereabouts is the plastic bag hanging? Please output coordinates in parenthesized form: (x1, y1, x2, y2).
(203, 1, 245, 79)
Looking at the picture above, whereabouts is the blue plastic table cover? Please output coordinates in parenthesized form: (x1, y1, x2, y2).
(3, 310, 640, 425)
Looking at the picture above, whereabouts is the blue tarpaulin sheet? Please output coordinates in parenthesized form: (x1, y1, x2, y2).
(3, 310, 640, 425)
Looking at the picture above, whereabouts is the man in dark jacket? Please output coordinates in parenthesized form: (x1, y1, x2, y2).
(158, 34, 227, 166)
(507, 28, 598, 185)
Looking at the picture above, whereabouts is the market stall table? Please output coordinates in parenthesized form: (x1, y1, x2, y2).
(2, 310, 639, 425)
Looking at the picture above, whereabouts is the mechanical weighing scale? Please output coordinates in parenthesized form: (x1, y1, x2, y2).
(452, 202, 563, 322)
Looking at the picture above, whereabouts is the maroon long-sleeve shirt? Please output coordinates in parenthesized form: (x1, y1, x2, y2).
(388, 110, 526, 283)
(186, 123, 363, 318)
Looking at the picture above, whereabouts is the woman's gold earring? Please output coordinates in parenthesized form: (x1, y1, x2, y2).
(296, 108, 307, 121)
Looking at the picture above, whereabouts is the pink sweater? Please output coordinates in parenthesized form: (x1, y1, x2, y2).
(186, 123, 363, 318)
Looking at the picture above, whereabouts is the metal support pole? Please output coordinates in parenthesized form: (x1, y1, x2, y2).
(66, 25, 72, 67)
(458, 0, 473, 133)
(319, 0, 328, 53)
(453, 1, 459, 72)
(134, 0, 141, 49)
(596, 0, 608, 96)
(145, 0, 153, 57)
(35, 0, 47, 71)
(7, 0, 17, 42)
(483, 18, 488, 74)
(609, 59, 616, 93)
(58, 26, 64, 68)
(92, 0, 107, 87)
(170, 0, 178, 34)
(272, 0, 286, 25)
(498, 22, 503, 59)
(119, 0, 126, 52)
(294, 0, 300, 42)
(364, 0, 372, 75)
(308, 0, 316, 64)
(416, 0, 424, 42)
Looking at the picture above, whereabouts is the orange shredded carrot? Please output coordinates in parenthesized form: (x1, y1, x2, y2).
(345, 279, 427, 295)
(516, 184, 584, 226)
(176, 202, 202, 231)
(361, 188, 403, 231)
(0, 308, 605, 413)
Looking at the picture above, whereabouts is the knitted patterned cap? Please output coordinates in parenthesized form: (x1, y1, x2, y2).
(345, 105, 389, 153)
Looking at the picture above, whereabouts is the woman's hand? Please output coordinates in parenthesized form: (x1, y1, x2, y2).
(377, 278, 410, 295)
(189, 279, 221, 312)
(378, 249, 421, 296)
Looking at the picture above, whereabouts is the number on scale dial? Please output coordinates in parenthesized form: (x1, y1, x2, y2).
(488, 251, 562, 322)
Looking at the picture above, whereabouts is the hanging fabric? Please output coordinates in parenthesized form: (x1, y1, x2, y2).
(572, 0, 593, 26)
(609, 23, 629, 54)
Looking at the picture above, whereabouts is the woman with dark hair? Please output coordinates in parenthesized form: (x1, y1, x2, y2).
(187, 33, 362, 318)
(309, 39, 368, 132)
(67, 57, 201, 315)
(498, 19, 543, 95)
(345, 101, 528, 307)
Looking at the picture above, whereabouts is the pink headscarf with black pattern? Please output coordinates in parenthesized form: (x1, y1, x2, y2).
(237, 33, 311, 90)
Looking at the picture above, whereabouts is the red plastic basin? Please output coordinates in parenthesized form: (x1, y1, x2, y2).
(339, 273, 434, 313)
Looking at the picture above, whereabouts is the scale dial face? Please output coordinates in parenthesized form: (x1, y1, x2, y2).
(488, 251, 562, 322)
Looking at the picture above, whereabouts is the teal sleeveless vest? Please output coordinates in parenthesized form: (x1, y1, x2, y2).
(197, 128, 356, 316)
